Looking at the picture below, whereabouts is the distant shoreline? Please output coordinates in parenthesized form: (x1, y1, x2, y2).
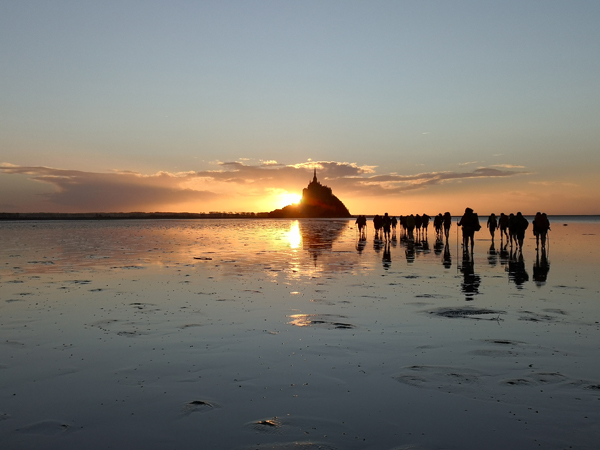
(1, 212, 598, 221)
(0, 212, 271, 221)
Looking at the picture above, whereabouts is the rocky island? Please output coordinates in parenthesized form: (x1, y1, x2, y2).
(268, 170, 351, 218)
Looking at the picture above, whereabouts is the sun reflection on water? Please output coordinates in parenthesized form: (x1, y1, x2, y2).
(285, 220, 302, 249)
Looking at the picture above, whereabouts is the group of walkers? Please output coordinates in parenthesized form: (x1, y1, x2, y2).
(457, 209, 551, 253)
(356, 209, 551, 253)
(357, 213, 437, 242)
(486, 211, 551, 250)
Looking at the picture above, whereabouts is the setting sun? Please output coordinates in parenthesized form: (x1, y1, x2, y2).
(278, 191, 302, 208)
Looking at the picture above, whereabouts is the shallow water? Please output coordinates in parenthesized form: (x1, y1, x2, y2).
(1, 218, 599, 449)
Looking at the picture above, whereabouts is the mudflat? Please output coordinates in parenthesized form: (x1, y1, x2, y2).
(1, 218, 599, 449)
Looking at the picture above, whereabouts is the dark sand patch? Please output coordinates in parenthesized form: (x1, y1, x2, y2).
(89, 319, 148, 337)
(394, 365, 484, 393)
(542, 308, 568, 315)
(427, 306, 505, 320)
(238, 442, 339, 450)
(179, 323, 204, 329)
(183, 400, 218, 414)
(310, 298, 337, 306)
(518, 311, 561, 322)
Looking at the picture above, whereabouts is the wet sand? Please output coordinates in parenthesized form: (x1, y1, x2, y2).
(1, 217, 599, 449)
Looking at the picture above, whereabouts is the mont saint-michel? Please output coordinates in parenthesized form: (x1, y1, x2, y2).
(268, 170, 351, 218)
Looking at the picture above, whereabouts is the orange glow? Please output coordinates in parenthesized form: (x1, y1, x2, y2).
(277, 191, 302, 208)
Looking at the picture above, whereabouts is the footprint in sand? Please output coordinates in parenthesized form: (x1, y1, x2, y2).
(17, 420, 73, 436)
(183, 400, 218, 414)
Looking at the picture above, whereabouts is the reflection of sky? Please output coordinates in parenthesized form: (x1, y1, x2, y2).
(1, 219, 599, 293)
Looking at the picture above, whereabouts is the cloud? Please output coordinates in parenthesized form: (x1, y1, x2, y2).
(0, 160, 529, 212)
(0, 165, 218, 212)
(328, 167, 529, 196)
(529, 181, 578, 187)
(491, 164, 526, 169)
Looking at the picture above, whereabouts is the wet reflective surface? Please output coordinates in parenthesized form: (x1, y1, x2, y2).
(1, 217, 600, 449)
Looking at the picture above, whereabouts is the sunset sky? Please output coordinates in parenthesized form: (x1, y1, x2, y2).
(2, 1, 599, 215)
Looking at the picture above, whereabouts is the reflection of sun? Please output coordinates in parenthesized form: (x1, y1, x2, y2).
(287, 314, 311, 327)
(285, 221, 302, 249)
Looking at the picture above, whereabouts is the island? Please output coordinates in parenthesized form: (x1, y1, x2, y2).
(268, 169, 351, 218)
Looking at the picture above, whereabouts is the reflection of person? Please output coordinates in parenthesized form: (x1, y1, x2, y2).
(487, 242, 498, 267)
(507, 248, 529, 288)
(499, 241, 510, 266)
(405, 240, 415, 263)
(533, 248, 550, 285)
(442, 243, 452, 269)
(355, 237, 366, 254)
(434, 239, 444, 256)
(460, 252, 481, 300)
(458, 207, 481, 253)
(382, 241, 391, 269)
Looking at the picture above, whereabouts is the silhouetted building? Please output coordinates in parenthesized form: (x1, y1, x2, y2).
(268, 169, 351, 218)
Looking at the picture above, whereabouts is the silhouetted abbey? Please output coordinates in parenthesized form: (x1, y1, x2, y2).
(268, 169, 351, 218)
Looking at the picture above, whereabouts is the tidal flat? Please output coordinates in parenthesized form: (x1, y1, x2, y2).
(1, 217, 599, 449)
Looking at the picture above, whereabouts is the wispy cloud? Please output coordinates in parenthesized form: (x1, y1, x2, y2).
(331, 167, 529, 196)
(492, 164, 526, 169)
(529, 181, 578, 187)
(0, 161, 529, 212)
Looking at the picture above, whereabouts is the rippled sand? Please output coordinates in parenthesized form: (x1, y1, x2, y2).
(1, 218, 599, 449)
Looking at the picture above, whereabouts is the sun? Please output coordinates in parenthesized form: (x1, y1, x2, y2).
(278, 191, 302, 208)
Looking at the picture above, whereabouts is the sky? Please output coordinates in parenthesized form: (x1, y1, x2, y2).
(1, 0, 599, 215)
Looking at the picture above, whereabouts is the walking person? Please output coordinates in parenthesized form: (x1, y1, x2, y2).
(434, 213, 443, 240)
(513, 212, 529, 251)
(532, 212, 550, 250)
(422, 214, 430, 240)
(487, 213, 498, 242)
(499, 213, 509, 242)
(458, 207, 481, 253)
(508, 213, 517, 248)
(406, 214, 416, 241)
(382, 213, 392, 241)
(443, 212, 452, 241)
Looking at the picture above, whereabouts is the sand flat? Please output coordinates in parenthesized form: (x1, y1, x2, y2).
(1, 218, 599, 449)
